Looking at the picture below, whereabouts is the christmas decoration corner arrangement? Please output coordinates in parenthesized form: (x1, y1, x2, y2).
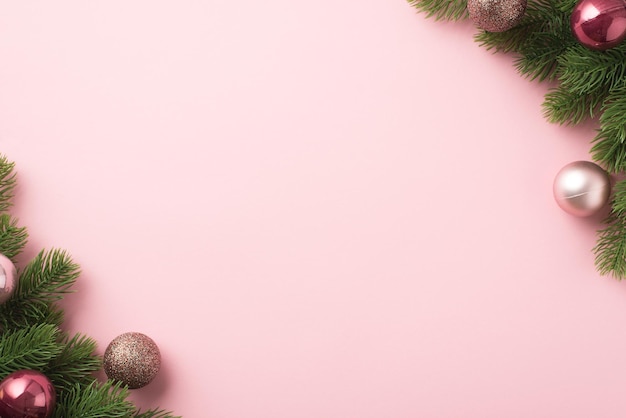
(408, 0, 626, 278)
(0, 155, 179, 417)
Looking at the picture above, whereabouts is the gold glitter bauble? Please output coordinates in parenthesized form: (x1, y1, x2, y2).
(467, 0, 527, 32)
(103, 332, 161, 389)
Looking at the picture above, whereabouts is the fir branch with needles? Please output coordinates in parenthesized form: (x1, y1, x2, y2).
(0, 156, 16, 213)
(408, 0, 468, 21)
(595, 179, 626, 278)
(592, 84, 626, 173)
(0, 156, 180, 416)
(409, 0, 626, 278)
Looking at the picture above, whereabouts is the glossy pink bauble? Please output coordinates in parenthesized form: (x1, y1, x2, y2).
(571, 0, 626, 50)
(0, 370, 56, 418)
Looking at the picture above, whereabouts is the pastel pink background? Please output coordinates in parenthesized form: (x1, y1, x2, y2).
(0, 1, 624, 417)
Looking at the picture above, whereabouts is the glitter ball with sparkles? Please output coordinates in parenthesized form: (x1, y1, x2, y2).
(467, 0, 527, 32)
(103, 332, 161, 389)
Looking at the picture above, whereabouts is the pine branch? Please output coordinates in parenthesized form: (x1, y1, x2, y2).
(556, 0, 578, 12)
(0, 214, 28, 261)
(0, 156, 16, 212)
(135, 410, 182, 418)
(407, 0, 468, 21)
(53, 381, 136, 418)
(591, 84, 626, 173)
(44, 333, 101, 392)
(557, 46, 626, 95)
(595, 179, 626, 278)
(14, 249, 80, 303)
(0, 249, 78, 331)
(543, 85, 606, 124)
(476, 0, 562, 48)
(0, 300, 64, 332)
(476, 0, 574, 80)
(475, 19, 542, 53)
(514, 37, 566, 81)
(0, 156, 179, 415)
(0, 324, 63, 377)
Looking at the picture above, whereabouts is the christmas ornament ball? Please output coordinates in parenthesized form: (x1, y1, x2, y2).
(571, 0, 626, 50)
(104, 332, 161, 389)
(467, 0, 527, 32)
(553, 161, 611, 217)
(0, 253, 17, 304)
(0, 370, 56, 418)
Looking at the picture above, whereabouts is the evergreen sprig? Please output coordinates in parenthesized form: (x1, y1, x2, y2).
(0, 214, 28, 261)
(16, 249, 79, 303)
(595, 179, 626, 278)
(0, 155, 16, 212)
(0, 249, 80, 332)
(45, 333, 102, 391)
(0, 324, 62, 376)
(0, 156, 179, 416)
(53, 381, 136, 418)
(409, 0, 626, 278)
(408, 0, 468, 21)
(135, 410, 182, 418)
(592, 84, 626, 173)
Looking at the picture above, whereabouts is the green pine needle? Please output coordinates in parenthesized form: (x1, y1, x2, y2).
(135, 410, 182, 418)
(15, 249, 80, 303)
(53, 380, 181, 418)
(475, 21, 540, 53)
(0, 156, 16, 213)
(45, 333, 101, 391)
(0, 249, 80, 330)
(407, 0, 468, 21)
(556, 0, 579, 12)
(595, 179, 626, 278)
(0, 324, 62, 376)
(0, 296, 65, 333)
(53, 381, 135, 418)
(591, 85, 626, 173)
(542, 85, 605, 125)
(514, 39, 564, 81)
(0, 214, 28, 261)
(558, 46, 626, 95)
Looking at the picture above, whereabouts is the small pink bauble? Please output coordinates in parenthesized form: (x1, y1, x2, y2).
(571, 0, 626, 50)
(553, 161, 611, 217)
(0, 253, 17, 304)
(0, 370, 56, 418)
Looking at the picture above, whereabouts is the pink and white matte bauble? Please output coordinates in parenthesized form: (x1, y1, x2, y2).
(0, 370, 56, 418)
(571, 0, 626, 50)
(553, 161, 611, 217)
(0, 253, 17, 304)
